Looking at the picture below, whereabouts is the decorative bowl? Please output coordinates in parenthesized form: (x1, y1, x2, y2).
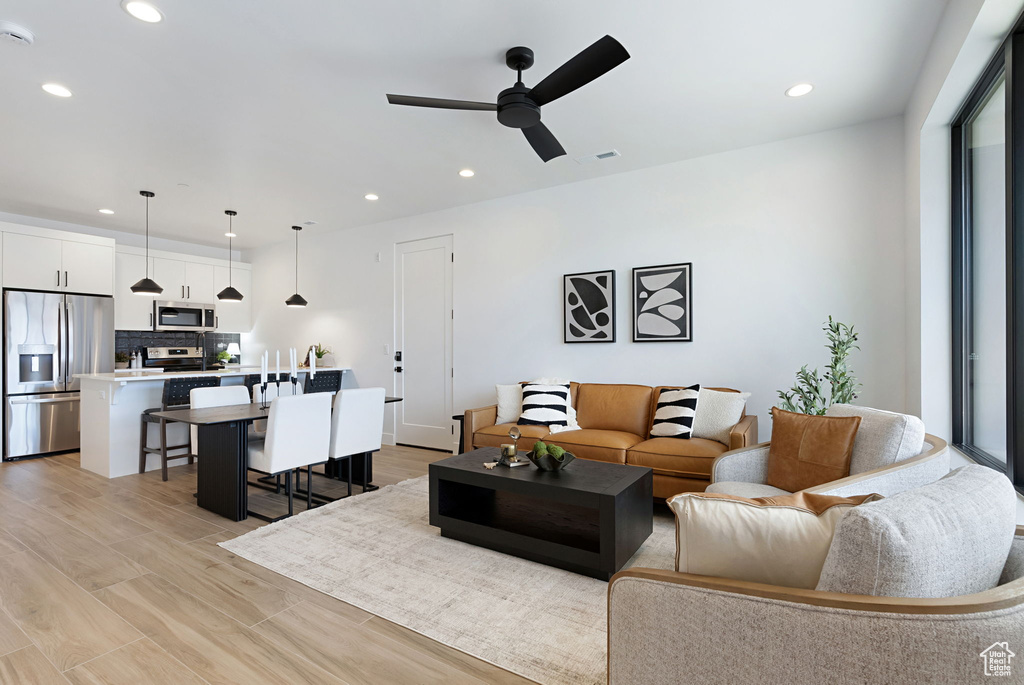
(526, 450, 576, 471)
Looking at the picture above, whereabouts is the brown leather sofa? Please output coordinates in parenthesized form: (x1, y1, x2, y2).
(463, 383, 758, 498)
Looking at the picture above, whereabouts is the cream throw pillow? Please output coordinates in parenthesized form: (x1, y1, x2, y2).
(691, 389, 750, 444)
(495, 384, 523, 425)
(666, 491, 882, 589)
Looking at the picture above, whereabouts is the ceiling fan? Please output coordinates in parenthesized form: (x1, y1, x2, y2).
(386, 35, 630, 162)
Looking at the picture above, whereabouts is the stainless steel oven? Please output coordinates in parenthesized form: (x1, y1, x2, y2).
(153, 301, 217, 332)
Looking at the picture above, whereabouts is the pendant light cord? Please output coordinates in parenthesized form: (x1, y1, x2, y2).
(145, 194, 150, 278)
(295, 229, 299, 292)
(228, 214, 233, 287)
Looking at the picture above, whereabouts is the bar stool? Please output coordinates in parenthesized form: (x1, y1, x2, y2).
(304, 370, 343, 394)
(139, 376, 222, 481)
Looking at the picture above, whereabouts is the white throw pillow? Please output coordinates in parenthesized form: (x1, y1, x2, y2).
(666, 491, 882, 589)
(517, 383, 570, 427)
(531, 377, 579, 429)
(691, 389, 751, 444)
(495, 384, 523, 425)
(650, 385, 700, 438)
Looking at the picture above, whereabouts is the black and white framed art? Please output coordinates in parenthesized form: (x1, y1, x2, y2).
(632, 263, 692, 342)
(563, 270, 616, 343)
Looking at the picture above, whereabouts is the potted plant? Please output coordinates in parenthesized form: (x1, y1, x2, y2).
(526, 440, 576, 471)
(309, 343, 335, 368)
(216, 350, 232, 366)
(777, 316, 860, 415)
(115, 352, 130, 370)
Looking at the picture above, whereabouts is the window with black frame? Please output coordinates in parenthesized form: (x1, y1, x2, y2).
(951, 30, 1024, 492)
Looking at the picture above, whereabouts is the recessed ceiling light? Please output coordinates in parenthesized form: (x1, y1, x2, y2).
(364, 193, 379, 201)
(121, 1, 163, 23)
(785, 83, 814, 98)
(42, 83, 72, 98)
(459, 169, 475, 178)
(98, 208, 115, 215)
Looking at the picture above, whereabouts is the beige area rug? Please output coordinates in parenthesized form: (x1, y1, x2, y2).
(220, 475, 675, 685)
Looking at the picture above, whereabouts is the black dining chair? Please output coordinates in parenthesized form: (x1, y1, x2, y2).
(304, 370, 343, 394)
(139, 376, 222, 481)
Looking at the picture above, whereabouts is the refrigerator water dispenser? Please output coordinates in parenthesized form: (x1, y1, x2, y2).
(17, 344, 54, 384)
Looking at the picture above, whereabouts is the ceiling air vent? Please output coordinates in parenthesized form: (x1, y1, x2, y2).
(574, 149, 620, 165)
(0, 22, 34, 46)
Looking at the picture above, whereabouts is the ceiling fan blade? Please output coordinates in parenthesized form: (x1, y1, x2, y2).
(386, 94, 497, 111)
(522, 122, 566, 162)
(527, 35, 630, 107)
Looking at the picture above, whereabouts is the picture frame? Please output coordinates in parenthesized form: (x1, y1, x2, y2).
(632, 263, 692, 342)
(563, 270, 616, 343)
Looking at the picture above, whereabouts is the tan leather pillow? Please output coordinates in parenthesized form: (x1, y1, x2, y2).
(667, 491, 882, 588)
(765, 407, 861, 491)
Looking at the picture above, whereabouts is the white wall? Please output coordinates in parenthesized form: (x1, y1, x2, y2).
(245, 117, 906, 440)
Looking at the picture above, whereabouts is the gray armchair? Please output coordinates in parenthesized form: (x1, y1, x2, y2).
(609, 465, 1023, 684)
(708, 404, 949, 498)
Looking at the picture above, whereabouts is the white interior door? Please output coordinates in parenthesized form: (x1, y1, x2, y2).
(395, 235, 453, 451)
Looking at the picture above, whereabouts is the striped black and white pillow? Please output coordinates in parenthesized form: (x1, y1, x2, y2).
(650, 385, 701, 438)
(517, 383, 570, 427)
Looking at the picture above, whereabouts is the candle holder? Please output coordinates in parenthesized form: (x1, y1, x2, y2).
(258, 383, 270, 410)
(291, 375, 298, 396)
(275, 377, 281, 399)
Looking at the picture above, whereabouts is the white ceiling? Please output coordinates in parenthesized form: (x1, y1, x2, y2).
(0, 0, 948, 249)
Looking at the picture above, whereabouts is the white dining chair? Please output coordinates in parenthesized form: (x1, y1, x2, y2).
(247, 393, 331, 521)
(250, 382, 303, 438)
(189, 385, 254, 456)
(328, 387, 386, 497)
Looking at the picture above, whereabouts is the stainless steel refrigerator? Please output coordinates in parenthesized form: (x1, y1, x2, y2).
(4, 290, 114, 460)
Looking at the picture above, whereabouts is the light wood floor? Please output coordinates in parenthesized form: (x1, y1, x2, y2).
(0, 446, 535, 684)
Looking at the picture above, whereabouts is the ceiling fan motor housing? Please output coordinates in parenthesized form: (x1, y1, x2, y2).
(497, 84, 541, 128)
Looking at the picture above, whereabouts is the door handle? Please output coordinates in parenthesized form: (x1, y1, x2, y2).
(181, 285, 185, 299)
(56, 270, 60, 287)
(10, 396, 78, 405)
(187, 285, 190, 299)
(394, 366, 403, 373)
(64, 271, 68, 288)
(149, 312, 153, 328)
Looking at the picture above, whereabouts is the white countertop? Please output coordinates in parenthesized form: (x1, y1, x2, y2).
(75, 367, 348, 383)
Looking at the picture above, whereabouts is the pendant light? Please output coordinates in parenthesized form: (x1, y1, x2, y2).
(285, 225, 308, 308)
(217, 210, 244, 302)
(130, 190, 163, 296)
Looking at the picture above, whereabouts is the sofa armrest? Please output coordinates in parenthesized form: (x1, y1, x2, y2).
(710, 443, 770, 484)
(463, 404, 497, 451)
(728, 414, 758, 450)
(806, 434, 950, 498)
(608, 567, 1024, 685)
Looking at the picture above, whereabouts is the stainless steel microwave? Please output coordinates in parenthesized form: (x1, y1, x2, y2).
(153, 301, 217, 332)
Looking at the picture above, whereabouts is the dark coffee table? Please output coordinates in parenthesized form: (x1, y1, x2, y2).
(428, 447, 653, 580)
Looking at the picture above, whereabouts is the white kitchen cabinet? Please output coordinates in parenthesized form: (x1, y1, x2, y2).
(185, 262, 215, 302)
(213, 265, 252, 332)
(152, 257, 187, 300)
(114, 252, 154, 330)
(3, 233, 63, 290)
(61, 240, 114, 295)
(2, 233, 113, 295)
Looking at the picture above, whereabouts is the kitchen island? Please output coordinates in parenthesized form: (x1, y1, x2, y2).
(76, 367, 348, 478)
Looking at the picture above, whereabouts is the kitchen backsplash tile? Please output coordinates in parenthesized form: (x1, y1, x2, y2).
(116, 331, 240, 363)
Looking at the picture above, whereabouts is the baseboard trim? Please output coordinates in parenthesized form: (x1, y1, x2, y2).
(382, 432, 396, 446)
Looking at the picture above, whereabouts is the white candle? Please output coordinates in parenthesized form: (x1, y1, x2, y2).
(276, 350, 281, 381)
(260, 351, 267, 386)
(309, 348, 316, 378)
(290, 347, 297, 379)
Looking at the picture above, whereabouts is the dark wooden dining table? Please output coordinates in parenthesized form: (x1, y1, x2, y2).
(152, 396, 403, 521)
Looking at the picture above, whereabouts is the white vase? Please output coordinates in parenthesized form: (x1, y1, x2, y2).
(320, 352, 337, 368)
